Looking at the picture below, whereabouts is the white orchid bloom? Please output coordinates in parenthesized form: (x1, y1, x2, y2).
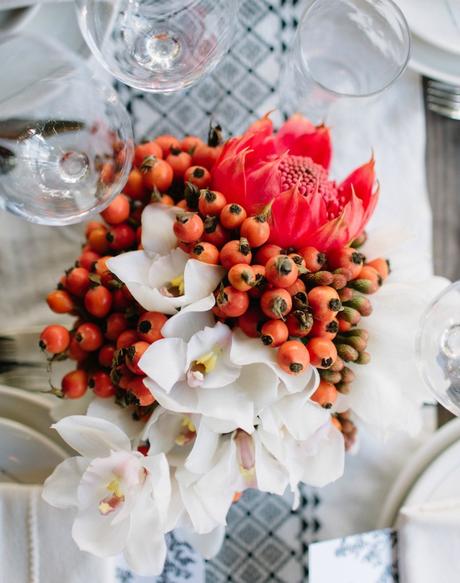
(107, 246, 224, 316)
(140, 322, 316, 433)
(42, 416, 171, 576)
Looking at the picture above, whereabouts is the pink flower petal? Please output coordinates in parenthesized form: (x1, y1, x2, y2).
(268, 184, 315, 248)
(275, 116, 332, 169)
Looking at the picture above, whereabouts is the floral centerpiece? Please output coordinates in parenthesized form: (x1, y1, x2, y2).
(39, 114, 445, 575)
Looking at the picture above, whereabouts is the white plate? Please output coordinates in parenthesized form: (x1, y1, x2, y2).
(0, 417, 66, 484)
(397, 0, 460, 56)
(0, 384, 72, 453)
(378, 417, 460, 527)
(409, 32, 460, 85)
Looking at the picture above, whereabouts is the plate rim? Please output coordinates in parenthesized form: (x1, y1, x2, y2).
(0, 415, 67, 462)
(408, 33, 460, 85)
(377, 417, 460, 527)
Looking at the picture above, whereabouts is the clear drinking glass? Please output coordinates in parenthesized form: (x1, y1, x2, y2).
(75, 0, 238, 93)
(0, 34, 133, 226)
(281, 0, 411, 122)
(416, 282, 460, 417)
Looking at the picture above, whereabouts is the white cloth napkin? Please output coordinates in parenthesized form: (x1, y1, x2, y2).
(0, 484, 114, 583)
(397, 498, 460, 583)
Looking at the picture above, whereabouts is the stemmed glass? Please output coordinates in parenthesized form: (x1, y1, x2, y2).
(75, 0, 238, 93)
(0, 34, 133, 226)
(417, 282, 460, 416)
(281, 0, 411, 123)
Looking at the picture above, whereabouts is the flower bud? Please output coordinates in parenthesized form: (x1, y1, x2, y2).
(344, 295, 373, 316)
(355, 351, 371, 365)
(336, 343, 359, 362)
(338, 306, 361, 325)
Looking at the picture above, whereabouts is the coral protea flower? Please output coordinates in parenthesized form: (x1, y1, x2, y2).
(212, 114, 378, 251)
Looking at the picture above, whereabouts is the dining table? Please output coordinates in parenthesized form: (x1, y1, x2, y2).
(1, 1, 460, 582)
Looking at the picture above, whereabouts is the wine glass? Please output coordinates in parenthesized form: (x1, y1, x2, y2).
(281, 0, 411, 122)
(0, 34, 133, 226)
(75, 0, 238, 93)
(416, 281, 460, 417)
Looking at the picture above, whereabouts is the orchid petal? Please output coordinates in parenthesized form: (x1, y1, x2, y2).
(141, 203, 181, 257)
(185, 422, 220, 475)
(107, 250, 150, 287)
(124, 510, 167, 576)
(161, 295, 216, 341)
(42, 457, 89, 509)
(145, 409, 185, 456)
(147, 248, 189, 292)
(180, 526, 225, 559)
(253, 432, 288, 495)
(72, 506, 131, 557)
(52, 416, 131, 457)
(186, 323, 239, 389)
(230, 329, 315, 394)
(300, 425, 345, 487)
(139, 337, 187, 392)
(87, 398, 142, 441)
(183, 260, 225, 302)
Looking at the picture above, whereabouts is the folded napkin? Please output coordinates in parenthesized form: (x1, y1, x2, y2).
(397, 498, 460, 583)
(0, 484, 114, 583)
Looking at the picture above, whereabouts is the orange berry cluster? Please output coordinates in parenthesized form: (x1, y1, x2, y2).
(39, 129, 389, 451)
(170, 190, 390, 423)
(40, 132, 223, 416)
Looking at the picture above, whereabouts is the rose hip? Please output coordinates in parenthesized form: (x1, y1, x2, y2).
(173, 213, 204, 243)
(277, 340, 310, 375)
(39, 325, 70, 354)
(47, 290, 74, 314)
(117, 329, 139, 349)
(220, 238, 252, 270)
(104, 312, 128, 341)
(137, 312, 167, 343)
(101, 194, 130, 225)
(125, 341, 150, 375)
(98, 344, 116, 368)
(75, 322, 103, 352)
(65, 267, 90, 297)
(61, 370, 88, 399)
(260, 288, 292, 319)
(220, 203, 247, 229)
(89, 370, 115, 398)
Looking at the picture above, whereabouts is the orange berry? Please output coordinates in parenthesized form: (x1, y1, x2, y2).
(216, 286, 249, 318)
(126, 376, 155, 406)
(286, 310, 313, 337)
(68, 336, 88, 362)
(106, 223, 136, 251)
(192, 143, 221, 169)
(248, 264, 267, 299)
(366, 258, 390, 280)
(277, 340, 310, 375)
(298, 246, 326, 273)
(98, 344, 116, 368)
(161, 194, 175, 206)
(141, 158, 174, 191)
(183, 166, 211, 188)
(238, 306, 264, 338)
(89, 371, 115, 398)
(265, 255, 298, 289)
(104, 312, 128, 341)
(228, 264, 255, 292)
(39, 325, 70, 354)
(310, 318, 339, 340)
(306, 337, 338, 369)
(220, 238, 252, 270)
(85, 220, 104, 238)
(134, 141, 163, 167)
(78, 249, 100, 271)
(75, 322, 103, 352)
(358, 265, 382, 287)
(177, 199, 189, 210)
(327, 248, 364, 279)
(137, 312, 167, 343)
(311, 380, 338, 408)
(255, 244, 282, 265)
(166, 149, 192, 178)
(123, 168, 145, 201)
(190, 242, 220, 264)
(101, 194, 130, 225)
(117, 329, 138, 349)
(331, 416, 342, 430)
(154, 134, 181, 157)
(240, 216, 270, 248)
(125, 341, 150, 375)
(173, 213, 204, 243)
(286, 278, 306, 296)
(260, 288, 292, 319)
(84, 285, 113, 318)
(47, 290, 74, 314)
(88, 227, 110, 254)
(65, 267, 90, 297)
(260, 320, 289, 347)
(202, 216, 230, 248)
(220, 203, 247, 229)
(61, 370, 88, 399)
(181, 135, 204, 154)
(198, 189, 226, 216)
(307, 286, 341, 318)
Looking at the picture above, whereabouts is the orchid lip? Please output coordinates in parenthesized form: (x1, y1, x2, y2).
(159, 274, 185, 298)
(175, 415, 197, 446)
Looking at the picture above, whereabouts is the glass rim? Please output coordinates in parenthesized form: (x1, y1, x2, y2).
(296, 0, 412, 99)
